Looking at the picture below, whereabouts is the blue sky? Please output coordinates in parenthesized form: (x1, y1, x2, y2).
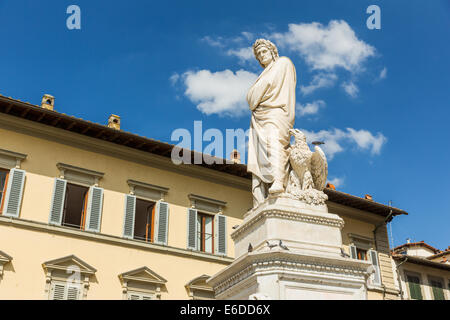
(0, 1, 449, 250)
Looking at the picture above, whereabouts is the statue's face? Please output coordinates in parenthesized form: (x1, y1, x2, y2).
(256, 46, 273, 67)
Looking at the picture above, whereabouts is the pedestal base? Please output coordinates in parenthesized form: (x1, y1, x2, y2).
(207, 196, 373, 300)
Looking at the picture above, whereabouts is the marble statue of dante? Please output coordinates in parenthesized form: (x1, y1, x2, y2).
(247, 39, 297, 207)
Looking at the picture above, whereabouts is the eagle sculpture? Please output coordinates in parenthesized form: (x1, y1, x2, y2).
(286, 129, 328, 205)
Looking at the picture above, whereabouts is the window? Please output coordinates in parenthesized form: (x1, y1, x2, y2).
(43, 255, 96, 300)
(133, 198, 155, 242)
(49, 178, 104, 232)
(406, 274, 423, 300)
(0, 169, 9, 213)
(186, 208, 227, 255)
(429, 278, 445, 300)
(349, 244, 381, 286)
(197, 213, 214, 254)
(357, 248, 367, 261)
(62, 183, 89, 229)
(123, 195, 169, 245)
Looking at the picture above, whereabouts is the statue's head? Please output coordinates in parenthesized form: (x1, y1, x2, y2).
(252, 39, 279, 68)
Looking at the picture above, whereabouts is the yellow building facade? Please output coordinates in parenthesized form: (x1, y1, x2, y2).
(0, 94, 407, 300)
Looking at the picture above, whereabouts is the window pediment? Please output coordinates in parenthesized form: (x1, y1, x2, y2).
(188, 194, 226, 213)
(119, 266, 167, 285)
(119, 267, 167, 300)
(0, 250, 12, 276)
(0, 148, 27, 169)
(186, 274, 215, 300)
(42, 254, 97, 275)
(57, 163, 104, 186)
(348, 233, 374, 250)
(127, 180, 169, 201)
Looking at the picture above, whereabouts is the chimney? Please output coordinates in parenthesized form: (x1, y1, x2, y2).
(406, 238, 411, 244)
(326, 183, 336, 190)
(108, 114, 121, 130)
(230, 149, 241, 164)
(41, 94, 55, 110)
(364, 194, 373, 201)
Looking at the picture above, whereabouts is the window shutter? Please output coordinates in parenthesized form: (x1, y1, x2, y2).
(407, 276, 423, 300)
(187, 208, 198, 250)
(123, 194, 136, 239)
(51, 283, 66, 300)
(49, 178, 67, 225)
(154, 201, 169, 245)
(349, 245, 357, 259)
(431, 280, 445, 300)
(67, 285, 80, 300)
(214, 214, 227, 255)
(368, 250, 381, 285)
(2, 168, 26, 218)
(85, 187, 104, 232)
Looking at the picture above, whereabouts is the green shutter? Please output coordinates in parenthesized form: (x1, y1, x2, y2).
(85, 187, 104, 232)
(214, 214, 227, 255)
(154, 201, 169, 245)
(368, 250, 381, 285)
(187, 208, 198, 250)
(431, 280, 445, 300)
(349, 245, 357, 259)
(2, 168, 26, 218)
(407, 275, 423, 300)
(49, 178, 67, 225)
(123, 194, 136, 239)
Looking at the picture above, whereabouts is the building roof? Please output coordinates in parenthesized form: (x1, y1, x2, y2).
(393, 241, 440, 254)
(392, 254, 450, 271)
(427, 248, 450, 260)
(0, 93, 409, 219)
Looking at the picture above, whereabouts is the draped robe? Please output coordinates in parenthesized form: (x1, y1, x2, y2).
(247, 56, 296, 184)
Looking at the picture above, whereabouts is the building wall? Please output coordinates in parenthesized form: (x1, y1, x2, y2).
(0, 119, 400, 300)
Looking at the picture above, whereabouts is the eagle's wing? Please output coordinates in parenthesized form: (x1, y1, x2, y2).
(311, 146, 328, 191)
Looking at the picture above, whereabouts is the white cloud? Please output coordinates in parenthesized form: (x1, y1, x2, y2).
(226, 47, 254, 62)
(300, 73, 337, 95)
(272, 20, 375, 72)
(201, 36, 224, 48)
(169, 73, 180, 86)
(346, 128, 387, 155)
(301, 128, 387, 160)
(182, 69, 258, 116)
(379, 67, 387, 80)
(328, 177, 344, 188)
(342, 81, 359, 98)
(296, 100, 326, 117)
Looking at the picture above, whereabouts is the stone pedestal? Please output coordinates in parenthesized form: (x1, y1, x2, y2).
(208, 195, 373, 300)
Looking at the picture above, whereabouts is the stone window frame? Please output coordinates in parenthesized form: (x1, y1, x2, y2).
(0, 148, 27, 170)
(118, 266, 167, 300)
(185, 274, 215, 300)
(57, 162, 104, 187)
(403, 269, 424, 300)
(188, 194, 226, 215)
(42, 255, 97, 300)
(427, 274, 447, 300)
(127, 179, 169, 202)
(0, 250, 12, 278)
